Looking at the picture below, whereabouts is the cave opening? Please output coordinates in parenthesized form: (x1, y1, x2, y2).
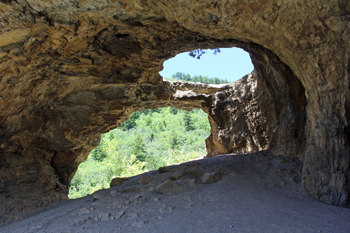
(68, 107, 210, 199)
(159, 47, 254, 83)
(68, 47, 255, 199)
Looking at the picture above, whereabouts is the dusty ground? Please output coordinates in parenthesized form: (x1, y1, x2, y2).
(1, 152, 350, 233)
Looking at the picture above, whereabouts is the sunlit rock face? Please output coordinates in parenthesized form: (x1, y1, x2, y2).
(0, 0, 349, 225)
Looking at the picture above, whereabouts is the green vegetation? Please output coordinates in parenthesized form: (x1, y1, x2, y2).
(164, 72, 231, 84)
(68, 74, 230, 199)
(69, 108, 210, 199)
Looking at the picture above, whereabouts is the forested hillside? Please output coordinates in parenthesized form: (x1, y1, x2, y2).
(164, 72, 231, 84)
(69, 108, 210, 199)
(69, 74, 230, 199)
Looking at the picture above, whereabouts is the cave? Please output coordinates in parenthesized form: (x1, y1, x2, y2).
(0, 0, 350, 225)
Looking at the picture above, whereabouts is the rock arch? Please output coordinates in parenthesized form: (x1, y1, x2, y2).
(0, 0, 349, 224)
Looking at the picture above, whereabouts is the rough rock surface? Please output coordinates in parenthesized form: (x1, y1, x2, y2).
(1, 153, 350, 233)
(0, 0, 350, 225)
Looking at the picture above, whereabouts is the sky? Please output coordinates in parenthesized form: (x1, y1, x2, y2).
(159, 48, 254, 83)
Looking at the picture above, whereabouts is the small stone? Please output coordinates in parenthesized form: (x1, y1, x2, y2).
(121, 186, 143, 193)
(153, 197, 159, 202)
(94, 216, 100, 222)
(115, 211, 125, 219)
(100, 213, 110, 221)
(110, 177, 129, 187)
(139, 176, 154, 184)
(182, 169, 203, 178)
(112, 200, 123, 209)
(126, 213, 138, 220)
(201, 172, 222, 184)
(171, 172, 183, 180)
(183, 178, 196, 185)
(156, 179, 183, 194)
(78, 208, 91, 215)
(158, 166, 173, 173)
(77, 216, 90, 224)
(159, 204, 174, 214)
(132, 221, 145, 228)
(92, 192, 105, 201)
(30, 225, 42, 230)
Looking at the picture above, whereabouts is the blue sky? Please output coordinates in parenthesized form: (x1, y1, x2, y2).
(159, 48, 254, 83)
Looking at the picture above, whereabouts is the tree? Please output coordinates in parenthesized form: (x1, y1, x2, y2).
(169, 107, 178, 115)
(189, 48, 221, 59)
(69, 106, 211, 199)
(120, 111, 141, 130)
(131, 133, 147, 162)
(183, 111, 195, 131)
(90, 147, 106, 161)
(167, 130, 181, 150)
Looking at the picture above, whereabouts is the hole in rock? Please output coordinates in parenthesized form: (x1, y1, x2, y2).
(159, 47, 253, 83)
(69, 107, 210, 199)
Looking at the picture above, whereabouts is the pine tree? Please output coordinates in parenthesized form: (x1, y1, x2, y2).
(183, 111, 195, 131)
(131, 133, 146, 162)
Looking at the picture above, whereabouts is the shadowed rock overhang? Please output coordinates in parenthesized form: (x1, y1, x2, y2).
(0, 0, 349, 225)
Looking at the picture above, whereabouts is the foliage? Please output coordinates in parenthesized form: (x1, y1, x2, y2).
(164, 72, 231, 84)
(131, 133, 147, 162)
(189, 48, 221, 59)
(183, 111, 195, 131)
(69, 107, 211, 199)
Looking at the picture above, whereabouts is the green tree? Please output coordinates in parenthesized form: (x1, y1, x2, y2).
(69, 106, 210, 199)
(131, 133, 147, 162)
(183, 111, 195, 131)
(167, 130, 181, 150)
(169, 107, 178, 115)
(90, 147, 106, 162)
(120, 111, 141, 130)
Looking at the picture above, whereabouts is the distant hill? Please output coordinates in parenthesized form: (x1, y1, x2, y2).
(164, 72, 231, 84)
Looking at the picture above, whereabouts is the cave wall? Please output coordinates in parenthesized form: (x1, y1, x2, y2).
(205, 44, 306, 159)
(0, 0, 350, 224)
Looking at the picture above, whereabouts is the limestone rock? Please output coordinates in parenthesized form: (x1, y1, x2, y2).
(201, 172, 222, 184)
(138, 176, 154, 185)
(92, 191, 106, 201)
(156, 179, 183, 194)
(110, 178, 129, 187)
(159, 204, 175, 215)
(0, 0, 350, 225)
(100, 213, 111, 221)
(78, 208, 91, 215)
(158, 166, 174, 174)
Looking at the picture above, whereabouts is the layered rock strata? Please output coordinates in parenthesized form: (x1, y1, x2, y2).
(0, 0, 349, 225)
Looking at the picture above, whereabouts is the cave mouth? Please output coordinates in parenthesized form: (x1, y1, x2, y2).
(159, 47, 254, 83)
(68, 107, 210, 199)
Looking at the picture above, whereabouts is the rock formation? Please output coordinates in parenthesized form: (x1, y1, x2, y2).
(0, 0, 349, 225)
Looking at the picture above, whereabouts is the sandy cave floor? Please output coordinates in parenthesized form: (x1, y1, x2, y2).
(1, 152, 350, 233)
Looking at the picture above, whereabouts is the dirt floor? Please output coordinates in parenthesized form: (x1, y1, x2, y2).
(1, 152, 350, 233)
